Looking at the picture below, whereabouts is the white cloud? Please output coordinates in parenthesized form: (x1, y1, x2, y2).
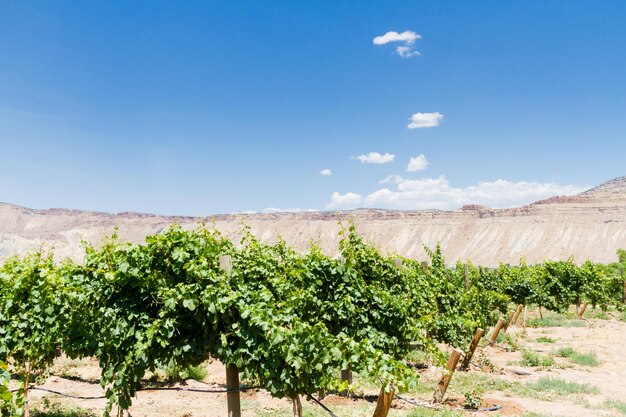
(407, 154, 429, 172)
(408, 112, 443, 129)
(373, 30, 421, 58)
(326, 192, 363, 210)
(263, 207, 319, 213)
(396, 46, 420, 58)
(320, 169, 333, 176)
(356, 152, 396, 164)
(379, 175, 405, 184)
(373, 31, 421, 45)
(326, 176, 587, 211)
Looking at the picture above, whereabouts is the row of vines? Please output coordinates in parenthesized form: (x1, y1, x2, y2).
(1, 225, 624, 416)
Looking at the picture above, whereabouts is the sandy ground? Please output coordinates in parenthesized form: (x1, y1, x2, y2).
(24, 312, 626, 417)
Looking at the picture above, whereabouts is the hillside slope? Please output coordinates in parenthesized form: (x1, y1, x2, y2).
(1, 177, 625, 266)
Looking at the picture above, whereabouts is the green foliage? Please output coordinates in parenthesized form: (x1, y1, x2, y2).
(159, 363, 207, 381)
(0, 226, 623, 417)
(31, 403, 98, 417)
(536, 336, 556, 343)
(463, 390, 481, 409)
(556, 347, 600, 366)
(520, 351, 555, 367)
(527, 377, 599, 395)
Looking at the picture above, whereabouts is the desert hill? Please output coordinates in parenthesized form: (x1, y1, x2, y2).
(1, 177, 626, 266)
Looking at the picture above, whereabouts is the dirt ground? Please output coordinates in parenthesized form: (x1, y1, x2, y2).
(26, 309, 626, 417)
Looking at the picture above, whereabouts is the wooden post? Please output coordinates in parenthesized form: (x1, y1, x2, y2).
(523, 305, 527, 328)
(511, 304, 524, 326)
(220, 255, 241, 417)
(488, 318, 506, 345)
(433, 348, 462, 403)
(460, 328, 484, 371)
(503, 310, 515, 332)
(292, 395, 302, 417)
(372, 384, 395, 417)
(577, 301, 589, 319)
(421, 261, 429, 274)
(340, 366, 352, 396)
(622, 267, 625, 304)
(24, 361, 30, 417)
(464, 263, 469, 290)
(226, 364, 241, 417)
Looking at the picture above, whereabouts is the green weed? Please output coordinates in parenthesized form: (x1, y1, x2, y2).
(520, 351, 556, 367)
(527, 317, 585, 328)
(605, 399, 626, 415)
(556, 347, 600, 366)
(527, 377, 599, 395)
(536, 336, 556, 343)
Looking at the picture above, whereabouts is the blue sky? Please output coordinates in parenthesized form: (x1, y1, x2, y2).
(1, 1, 625, 215)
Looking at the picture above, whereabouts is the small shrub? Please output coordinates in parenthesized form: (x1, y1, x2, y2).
(556, 347, 575, 357)
(161, 364, 208, 381)
(605, 399, 626, 415)
(536, 336, 556, 343)
(464, 390, 481, 410)
(521, 351, 555, 367)
(556, 347, 600, 366)
(503, 334, 520, 351)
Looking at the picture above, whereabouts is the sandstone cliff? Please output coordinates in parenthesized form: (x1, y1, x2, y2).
(1, 177, 625, 266)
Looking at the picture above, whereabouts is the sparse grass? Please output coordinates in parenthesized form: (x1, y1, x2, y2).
(526, 377, 599, 395)
(605, 399, 626, 415)
(32, 404, 97, 417)
(405, 349, 432, 366)
(527, 317, 585, 328)
(520, 350, 556, 367)
(536, 336, 556, 343)
(556, 346, 575, 357)
(503, 334, 520, 351)
(407, 409, 464, 417)
(556, 347, 600, 366)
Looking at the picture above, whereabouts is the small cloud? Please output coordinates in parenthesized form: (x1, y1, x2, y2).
(263, 207, 319, 213)
(320, 169, 333, 176)
(407, 154, 429, 172)
(373, 30, 422, 58)
(373, 30, 421, 45)
(379, 175, 405, 184)
(356, 152, 396, 164)
(326, 192, 363, 209)
(397, 46, 420, 58)
(408, 112, 443, 129)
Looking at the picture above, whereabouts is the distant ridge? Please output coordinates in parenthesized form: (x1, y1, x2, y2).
(1, 176, 626, 265)
(581, 176, 626, 195)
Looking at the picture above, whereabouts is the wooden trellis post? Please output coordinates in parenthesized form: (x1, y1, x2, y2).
(460, 328, 484, 371)
(372, 383, 395, 417)
(577, 301, 589, 319)
(220, 255, 241, 417)
(488, 318, 506, 345)
(464, 263, 469, 290)
(622, 268, 625, 304)
(503, 310, 515, 332)
(292, 395, 302, 417)
(433, 348, 462, 403)
(511, 304, 524, 326)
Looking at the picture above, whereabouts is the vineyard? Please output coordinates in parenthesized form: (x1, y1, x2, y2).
(1, 224, 625, 417)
